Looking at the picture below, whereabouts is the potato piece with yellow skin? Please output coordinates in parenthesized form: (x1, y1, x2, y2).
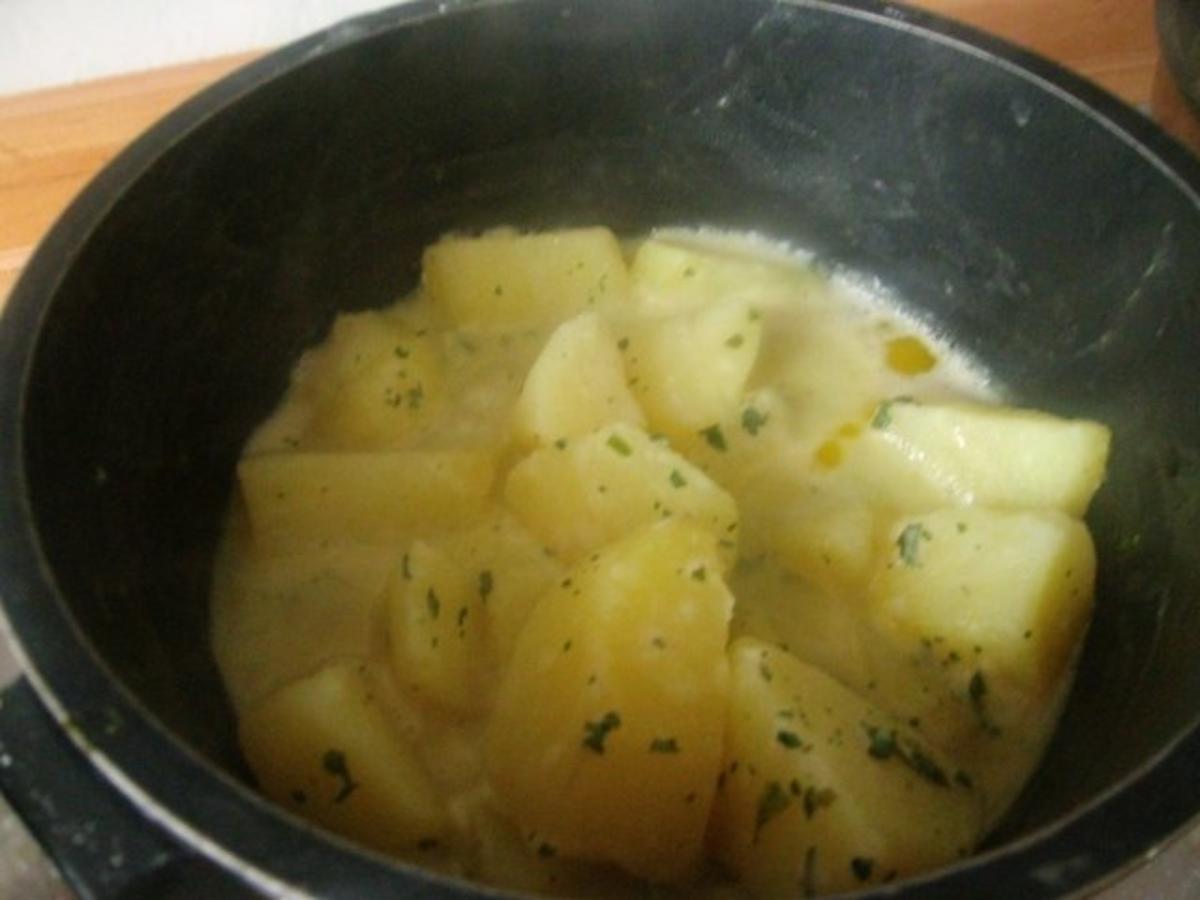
(388, 541, 490, 715)
(423, 228, 630, 327)
(512, 311, 645, 445)
(486, 519, 734, 882)
(621, 300, 763, 437)
(503, 423, 739, 568)
(238, 449, 495, 553)
(239, 661, 451, 857)
(709, 639, 984, 897)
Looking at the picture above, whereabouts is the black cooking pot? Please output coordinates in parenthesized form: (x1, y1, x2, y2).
(2, 0, 1200, 896)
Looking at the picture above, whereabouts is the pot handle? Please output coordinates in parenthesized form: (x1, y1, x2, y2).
(0, 677, 256, 899)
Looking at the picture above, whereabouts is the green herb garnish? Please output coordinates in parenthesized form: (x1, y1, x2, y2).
(606, 433, 633, 456)
(321, 749, 358, 803)
(851, 857, 875, 883)
(582, 711, 621, 754)
(741, 406, 769, 435)
(754, 781, 791, 839)
(776, 730, 803, 749)
(700, 424, 727, 451)
(897, 522, 932, 566)
(649, 737, 680, 754)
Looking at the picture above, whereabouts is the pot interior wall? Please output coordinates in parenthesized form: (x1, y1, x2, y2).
(17, 0, 1200, 853)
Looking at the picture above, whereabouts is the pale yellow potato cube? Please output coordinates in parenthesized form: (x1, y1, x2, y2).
(486, 519, 734, 882)
(840, 400, 1111, 515)
(239, 661, 451, 856)
(238, 449, 495, 552)
(305, 314, 444, 450)
(709, 639, 984, 897)
(622, 300, 763, 436)
(210, 526, 393, 710)
(503, 424, 739, 567)
(423, 227, 630, 327)
(388, 541, 490, 715)
(629, 237, 819, 314)
(870, 507, 1096, 689)
(512, 311, 645, 445)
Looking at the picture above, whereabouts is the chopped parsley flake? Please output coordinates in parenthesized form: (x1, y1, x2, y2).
(725, 333, 745, 349)
(321, 749, 358, 803)
(582, 711, 621, 754)
(776, 730, 803, 749)
(401, 553, 412, 580)
(554, 438, 568, 450)
(394, 345, 410, 359)
(537, 842, 557, 858)
(871, 396, 913, 429)
(606, 434, 633, 456)
(897, 522, 932, 566)
(426, 588, 440, 620)
(863, 725, 949, 786)
(649, 737, 680, 754)
(851, 857, 875, 882)
(803, 786, 837, 819)
(968, 670, 1003, 736)
(754, 781, 790, 838)
(741, 406, 769, 435)
(700, 424, 727, 451)
(479, 570, 493, 603)
(617, 337, 630, 351)
(691, 566, 707, 582)
(416, 837, 440, 851)
(669, 469, 688, 488)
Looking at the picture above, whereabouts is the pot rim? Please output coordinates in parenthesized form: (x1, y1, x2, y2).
(1, 1, 1198, 897)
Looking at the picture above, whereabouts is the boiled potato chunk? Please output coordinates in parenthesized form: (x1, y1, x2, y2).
(388, 541, 490, 715)
(238, 449, 495, 552)
(622, 300, 763, 436)
(710, 639, 984, 897)
(240, 661, 451, 856)
(302, 310, 444, 449)
(503, 424, 739, 567)
(486, 520, 734, 882)
(429, 508, 566, 666)
(423, 228, 630, 327)
(864, 508, 1096, 820)
(870, 508, 1096, 690)
(630, 237, 818, 314)
(512, 311, 645, 445)
(840, 400, 1110, 515)
(211, 531, 392, 711)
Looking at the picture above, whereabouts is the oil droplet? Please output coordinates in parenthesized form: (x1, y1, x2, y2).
(885, 335, 937, 375)
(814, 440, 843, 469)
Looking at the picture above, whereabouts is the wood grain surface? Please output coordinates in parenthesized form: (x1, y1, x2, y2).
(0, 2, 1170, 308)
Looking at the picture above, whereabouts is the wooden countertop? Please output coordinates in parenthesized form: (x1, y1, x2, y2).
(0, 0, 1176, 309)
